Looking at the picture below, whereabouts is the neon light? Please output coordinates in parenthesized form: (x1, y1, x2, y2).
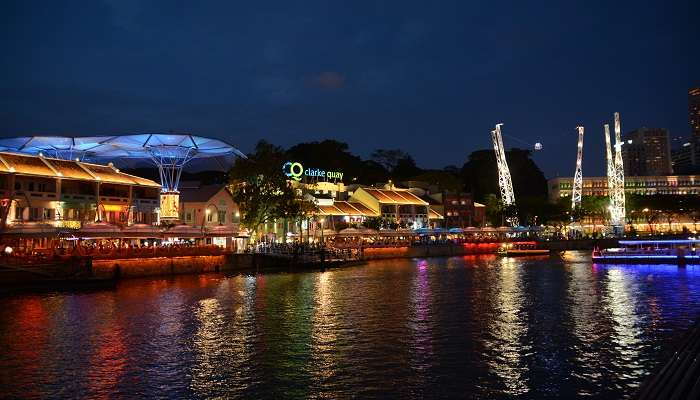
(282, 161, 304, 181)
(619, 240, 700, 245)
(282, 161, 343, 181)
(593, 255, 700, 259)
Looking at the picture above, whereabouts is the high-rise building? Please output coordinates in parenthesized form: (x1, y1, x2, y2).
(672, 141, 697, 174)
(690, 87, 700, 138)
(672, 88, 700, 174)
(622, 127, 673, 176)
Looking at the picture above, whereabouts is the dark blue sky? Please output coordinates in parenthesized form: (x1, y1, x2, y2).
(1, 0, 698, 177)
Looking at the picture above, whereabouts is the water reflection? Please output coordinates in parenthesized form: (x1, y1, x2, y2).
(604, 268, 645, 386)
(485, 258, 530, 396)
(3, 255, 700, 399)
(568, 263, 606, 395)
(308, 271, 345, 396)
(408, 260, 434, 381)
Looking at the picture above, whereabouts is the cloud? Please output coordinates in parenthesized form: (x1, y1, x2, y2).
(310, 71, 345, 90)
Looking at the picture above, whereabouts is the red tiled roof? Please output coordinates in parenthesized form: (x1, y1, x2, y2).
(429, 208, 444, 219)
(49, 159, 94, 180)
(361, 188, 428, 205)
(318, 201, 379, 217)
(0, 152, 160, 187)
(0, 152, 55, 176)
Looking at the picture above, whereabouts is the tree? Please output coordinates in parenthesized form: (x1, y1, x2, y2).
(410, 169, 463, 192)
(228, 140, 315, 239)
(626, 194, 700, 233)
(356, 160, 390, 184)
(579, 196, 608, 225)
(460, 148, 547, 202)
(484, 193, 504, 226)
(391, 155, 422, 181)
(691, 210, 700, 232)
(371, 148, 422, 181)
(371, 149, 410, 172)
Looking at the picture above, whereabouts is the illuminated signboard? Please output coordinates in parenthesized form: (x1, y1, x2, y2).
(160, 191, 180, 220)
(282, 161, 343, 181)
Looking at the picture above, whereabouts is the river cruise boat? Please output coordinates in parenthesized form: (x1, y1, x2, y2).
(497, 241, 550, 257)
(592, 239, 700, 265)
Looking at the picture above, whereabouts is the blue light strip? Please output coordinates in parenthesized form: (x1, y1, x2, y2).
(593, 255, 700, 259)
(618, 240, 700, 245)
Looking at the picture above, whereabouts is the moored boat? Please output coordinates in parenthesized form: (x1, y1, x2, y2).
(497, 241, 550, 256)
(592, 239, 700, 265)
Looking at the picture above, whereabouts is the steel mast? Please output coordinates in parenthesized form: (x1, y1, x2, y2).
(604, 113, 626, 234)
(571, 126, 584, 210)
(610, 112, 626, 233)
(491, 123, 518, 226)
(604, 124, 614, 194)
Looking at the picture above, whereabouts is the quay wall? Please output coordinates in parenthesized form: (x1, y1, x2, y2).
(362, 243, 499, 260)
(92, 255, 229, 279)
(90, 253, 305, 279)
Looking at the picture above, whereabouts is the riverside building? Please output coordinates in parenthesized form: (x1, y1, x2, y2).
(0, 151, 161, 230)
(548, 175, 700, 201)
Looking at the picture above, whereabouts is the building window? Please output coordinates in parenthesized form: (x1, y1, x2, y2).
(15, 206, 24, 220)
(218, 210, 226, 223)
(186, 212, 192, 221)
(207, 212, 213, 222)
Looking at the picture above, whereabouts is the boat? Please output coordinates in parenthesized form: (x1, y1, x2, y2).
(497, 241, 550, 256)
(592, 239, 700, 265)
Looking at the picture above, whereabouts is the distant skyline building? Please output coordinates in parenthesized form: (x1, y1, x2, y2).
(621, 127, 673, 176)
(690, 87, 700, 138)
(671, 88, 700, 174)
(548, 174, 700, 202)
(672, 141, 697, 174)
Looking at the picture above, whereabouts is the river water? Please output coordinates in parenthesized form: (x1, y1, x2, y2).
(2, 252, 700, 399)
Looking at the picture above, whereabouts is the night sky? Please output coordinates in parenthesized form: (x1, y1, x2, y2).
(1, 0, 698, 177)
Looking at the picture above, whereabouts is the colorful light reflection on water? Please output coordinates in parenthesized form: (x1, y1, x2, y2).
(2, 253, 700, 399)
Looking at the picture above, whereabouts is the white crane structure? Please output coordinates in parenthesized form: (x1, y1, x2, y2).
(571, 126, 584, 210)
(491, 123, 518, 226)
(604, 112, 626, 233)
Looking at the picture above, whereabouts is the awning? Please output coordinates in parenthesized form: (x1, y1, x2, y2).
(79, 221, 122, 238)
(164, 224, 204, 238)
(1, 222, 58, 236)
(122, 223, 161, 238)
(205, 224, 237, 237)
